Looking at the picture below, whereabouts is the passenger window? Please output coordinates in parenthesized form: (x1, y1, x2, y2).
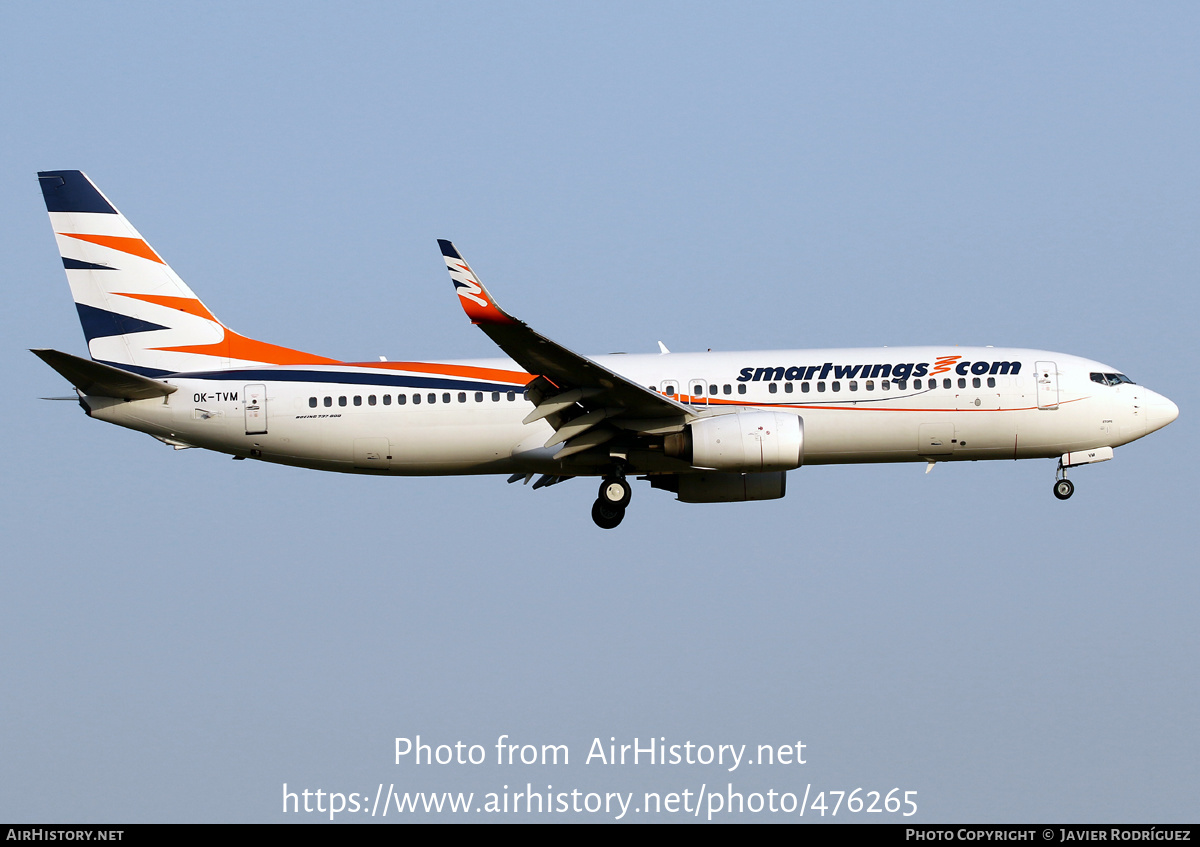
(943, 378, 951, 389)
(507, 392, 516, 401)
(428, 393, 436, 404)
(443, 392, 451, 403)
(665, 384, 676, 395)
(866, 380, 874, 391)
(957, 378, 966, 389)
(353, 395, 362, 406)
(475, 392, 483, 402)
(832, 381, 841, 392)
(897, 380, 907, 390)
(801, 382, 810, 393)
(709, 384, 718, 394)
(492, 392, 501, 402)
(737, 384, 747, 395)
(413, 394, 421, 405)
(324, 396, 332, 407)
(723, 385, 731, 395)
(849, 381, 858, 391)
(987, 377, 996, 388)
(368, 395, 377, 405)
(882, 380, 890, 390)
(308, 397, 317, 408)
(972, 378, 980, 388)
(769, 383, 778, 394)
(383, 394, 392, 405)
(649, 385, 656, 392)
(915, 379, 923, 389)
(784, 382, 793, 393)
(817, 381, 825, 392)
(338, 396, 347, 406)
(458, 392, 467, 403)
(397, 394, 407, 405)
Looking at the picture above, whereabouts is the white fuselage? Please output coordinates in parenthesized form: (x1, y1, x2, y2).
(81, 346, 1177, 478)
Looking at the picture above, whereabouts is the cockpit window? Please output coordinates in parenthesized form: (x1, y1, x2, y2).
(1090, 372, 1135, 386)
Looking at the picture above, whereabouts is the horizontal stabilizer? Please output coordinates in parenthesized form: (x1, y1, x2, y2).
(31, 348, 178, 400)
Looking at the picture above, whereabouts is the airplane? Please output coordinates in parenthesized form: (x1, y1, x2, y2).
(33, 170, 1179, 529)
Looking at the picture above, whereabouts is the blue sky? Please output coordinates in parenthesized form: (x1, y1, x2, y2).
(1, 1, 1196, 822)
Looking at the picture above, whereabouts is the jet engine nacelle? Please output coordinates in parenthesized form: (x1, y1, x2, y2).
(680, 410, 803, 472)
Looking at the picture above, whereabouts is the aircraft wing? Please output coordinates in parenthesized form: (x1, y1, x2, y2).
(438, 240, 694, 458)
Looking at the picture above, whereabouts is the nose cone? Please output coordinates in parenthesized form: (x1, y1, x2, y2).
(1146, 391, 1179, 434)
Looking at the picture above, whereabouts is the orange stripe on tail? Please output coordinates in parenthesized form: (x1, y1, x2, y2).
(114, 292, 219, 322)
(153, 329, 341, 366)
(59, 233, 164, 264)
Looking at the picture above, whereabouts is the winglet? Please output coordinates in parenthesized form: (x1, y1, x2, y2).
(438, 239, 517, 325)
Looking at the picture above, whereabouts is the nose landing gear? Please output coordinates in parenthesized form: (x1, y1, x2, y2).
(592, 475, 632, 528)
(1051, 447, 1113, 500)
(1053, 458, 1075, 500)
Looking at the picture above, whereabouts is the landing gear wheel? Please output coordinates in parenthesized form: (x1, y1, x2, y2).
(598, 477, 632, 508)
(1053, 478, 1075, 500)
(591, 498, 626, 529)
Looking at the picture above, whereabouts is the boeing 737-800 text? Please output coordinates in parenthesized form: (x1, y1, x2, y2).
(33, 170, 1178, 528)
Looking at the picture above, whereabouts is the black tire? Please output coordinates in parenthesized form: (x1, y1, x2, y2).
(1053, 479, 1075, 500)
(598, 477, 632, 508)
(591, 498, 626, 529)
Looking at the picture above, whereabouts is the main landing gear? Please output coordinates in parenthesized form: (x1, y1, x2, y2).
(592, 475, 632, 529)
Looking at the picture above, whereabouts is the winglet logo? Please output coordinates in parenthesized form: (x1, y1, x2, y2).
(449, 262, 488, 308)
(930, 355, 962, 376)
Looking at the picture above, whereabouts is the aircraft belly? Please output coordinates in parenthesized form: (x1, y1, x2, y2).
(802, 408, 1022, 463)
(386, 421, 528, 470)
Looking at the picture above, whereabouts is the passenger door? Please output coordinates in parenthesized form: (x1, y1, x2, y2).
(1035, 361, 1059, 410)
(244, 384, 267, 435)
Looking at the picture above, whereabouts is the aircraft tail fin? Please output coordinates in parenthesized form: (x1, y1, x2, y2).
(38, 170, 337, 375)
